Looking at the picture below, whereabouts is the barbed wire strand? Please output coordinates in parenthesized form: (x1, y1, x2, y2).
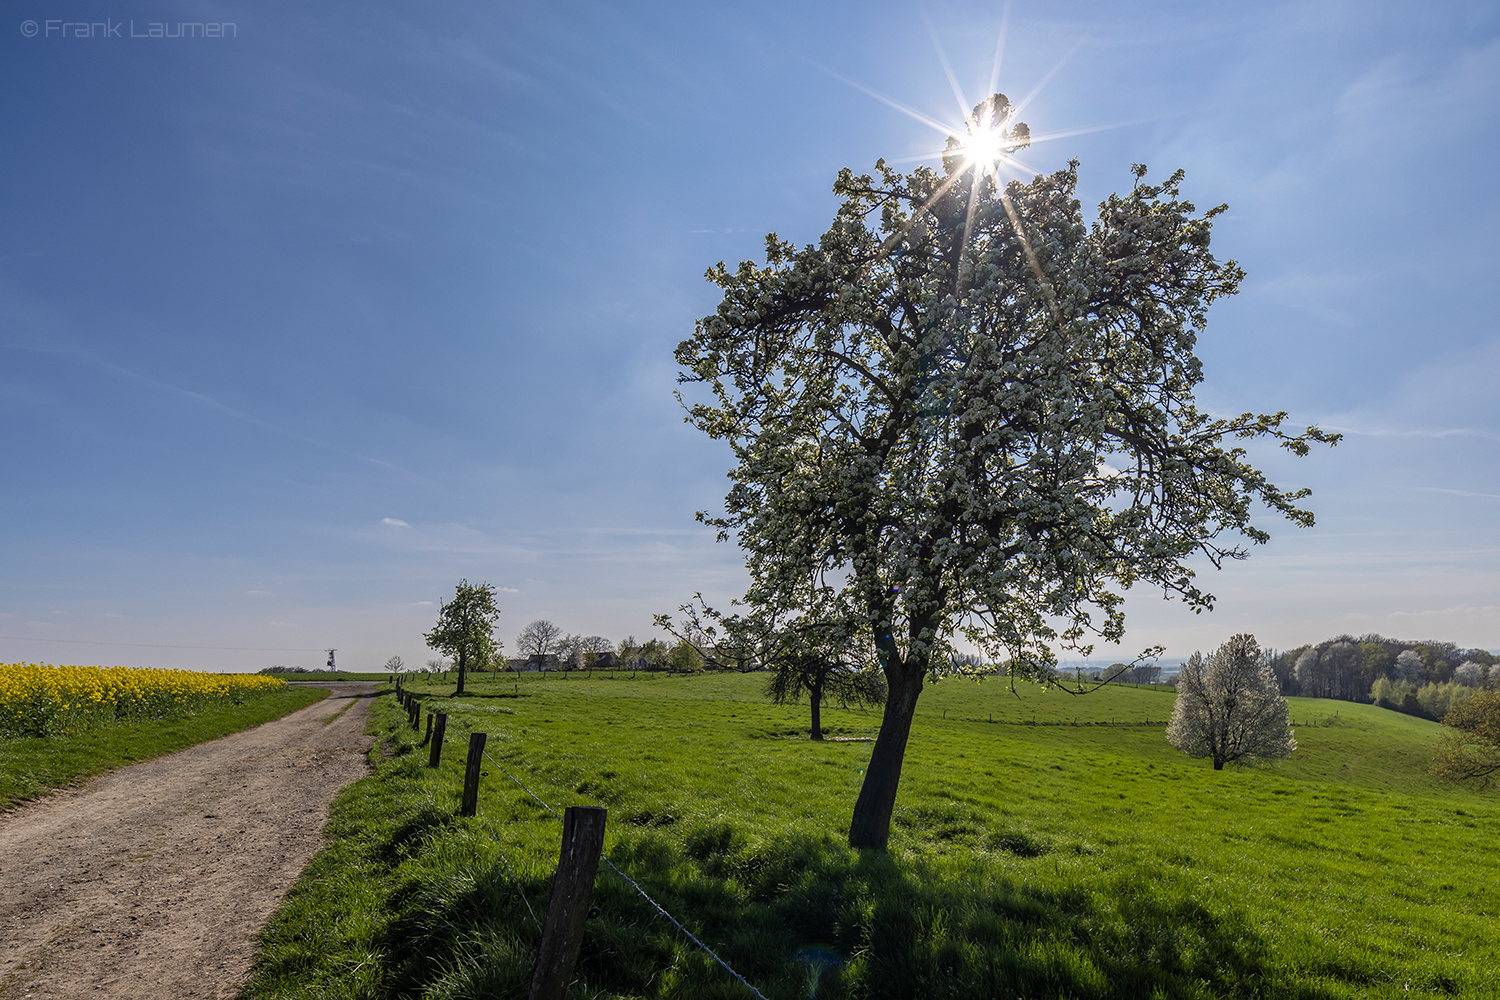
(473, 800, 544, 934)
(440, 715, 562, 823)
(444, 717, 561, 880)
(596, 855, 772, 1000)
(428, 703, 770, 1000)
(483, 746, 564, 822)
(414, 711, 544, 932)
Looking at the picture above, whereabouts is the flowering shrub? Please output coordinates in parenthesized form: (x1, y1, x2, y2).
(0, 662, 285, 738)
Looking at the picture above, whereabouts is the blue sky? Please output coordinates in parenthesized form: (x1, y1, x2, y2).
(3, 0, 1498, 672)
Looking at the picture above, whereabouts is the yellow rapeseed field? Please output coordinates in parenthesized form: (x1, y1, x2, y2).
(0, 662, 286, 738)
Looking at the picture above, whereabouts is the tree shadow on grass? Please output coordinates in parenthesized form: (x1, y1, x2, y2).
(366, 822, 1345, 1000)
(585, 830, 1332, 1000)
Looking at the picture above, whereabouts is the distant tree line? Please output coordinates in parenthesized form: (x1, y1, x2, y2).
(506, 620, 713, 674)
(1266, 634, 1495, 719)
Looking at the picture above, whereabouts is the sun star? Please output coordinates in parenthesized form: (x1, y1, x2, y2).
(949, 93, 1032, 179)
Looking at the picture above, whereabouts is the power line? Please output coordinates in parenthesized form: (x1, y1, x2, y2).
(0, 635, 327, 653)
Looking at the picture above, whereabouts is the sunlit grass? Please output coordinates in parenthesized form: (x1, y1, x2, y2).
(247, 672, 1499, 999)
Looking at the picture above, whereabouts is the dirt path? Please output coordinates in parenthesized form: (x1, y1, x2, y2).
(0, 683, 378, 1000)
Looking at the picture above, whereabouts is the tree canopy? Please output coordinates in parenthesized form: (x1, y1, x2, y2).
(516, 619, 563, 667)
(676, 97, 1335, 848)
(1167, 634, 1296, 770)
(1430, 688, 1500, 788)
(424, 579, 502, 696)
(763, 635, 885, 741)
(660, 595, 885, 737)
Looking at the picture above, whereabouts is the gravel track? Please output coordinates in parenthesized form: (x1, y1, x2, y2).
(0, 683, 377, 1000)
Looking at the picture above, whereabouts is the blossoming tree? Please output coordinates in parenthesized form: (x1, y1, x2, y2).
(676, 97, 1336, 848)
(1166, 633, 1296, 770)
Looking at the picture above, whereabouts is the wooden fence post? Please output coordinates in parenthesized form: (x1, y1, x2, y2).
(460, 732, 487, 816)
(529, 806, 608, 1000)
(422, 711, 433, 745)
(409, 700, 420, 730)
(428, 713, 447, 768)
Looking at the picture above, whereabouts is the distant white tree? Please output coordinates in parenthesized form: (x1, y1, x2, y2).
(616, 635, 642, 667)
(1394, 649, 1425, 685)
(1294, 647, 1322, 697)
(1454, 660, 1486, 688)
(556, 633, 587, 670)
(1167, 634, 1297, 770)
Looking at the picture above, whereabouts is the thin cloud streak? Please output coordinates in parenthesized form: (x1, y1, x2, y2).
(1324, 423, 1500, 444)
(1412, 487, 1500, 501)
(10, 340, 441, 487)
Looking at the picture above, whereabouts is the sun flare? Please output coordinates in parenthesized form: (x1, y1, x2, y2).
(948, 93, 1032, 179)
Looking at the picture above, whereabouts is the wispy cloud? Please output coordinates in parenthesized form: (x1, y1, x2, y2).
(1412, 487, 1500, 501)
(381, 517, 410, 527)
(1326, 424, 1500, 444)
(6, 336, 440, 488)
(1388, 604, 1500, 619)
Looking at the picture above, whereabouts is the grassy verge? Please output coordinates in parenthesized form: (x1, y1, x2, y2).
(0, 685, 327, 810)
(245, 674, 1499, 999)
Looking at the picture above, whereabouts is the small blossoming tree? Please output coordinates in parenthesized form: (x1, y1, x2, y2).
(1167, 634, 1296, 770)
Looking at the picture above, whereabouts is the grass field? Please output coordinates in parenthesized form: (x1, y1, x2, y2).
(246, 672, 1498, 999)
(0, 685, 327, 810)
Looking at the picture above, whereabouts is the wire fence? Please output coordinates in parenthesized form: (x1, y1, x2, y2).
(420, 714, 545, 933)
(429, 706, 771, 1000)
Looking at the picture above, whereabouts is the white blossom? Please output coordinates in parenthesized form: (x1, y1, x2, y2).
(1167, 634, 1296, 769)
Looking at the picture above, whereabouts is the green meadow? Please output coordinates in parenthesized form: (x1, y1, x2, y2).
(246, 672, 1499, 999)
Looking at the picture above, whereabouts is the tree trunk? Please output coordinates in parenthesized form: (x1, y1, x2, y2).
(847, 664, 923, 849)
(456, 649, 467, 696)
(810, 687, 823, 740)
